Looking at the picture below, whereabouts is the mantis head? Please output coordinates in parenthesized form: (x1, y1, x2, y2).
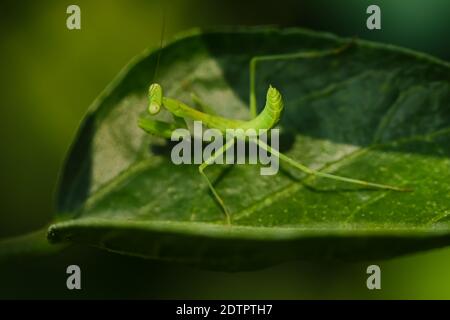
(148, 83, 163, 115)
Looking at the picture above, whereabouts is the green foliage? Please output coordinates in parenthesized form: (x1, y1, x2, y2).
(49, 27, 450, 271)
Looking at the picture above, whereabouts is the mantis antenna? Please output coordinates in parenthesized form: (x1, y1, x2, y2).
(152, 3, 166, 82)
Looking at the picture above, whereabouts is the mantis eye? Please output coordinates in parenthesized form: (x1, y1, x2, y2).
(148, 83, 163, 115)
(148, 102, 160, 114)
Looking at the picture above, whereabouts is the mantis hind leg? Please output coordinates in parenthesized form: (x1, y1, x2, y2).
(199, 139, 236, 224)
(255, 139, 410, 192)
(249, 42, 353, 118)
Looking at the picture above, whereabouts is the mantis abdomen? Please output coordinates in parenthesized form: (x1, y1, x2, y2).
(241, 85, 284, 131)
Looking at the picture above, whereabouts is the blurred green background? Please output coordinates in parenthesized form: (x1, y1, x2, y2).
(0, 0, 449, 299)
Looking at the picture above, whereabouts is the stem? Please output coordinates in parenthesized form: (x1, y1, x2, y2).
(0, 226, 66, 262)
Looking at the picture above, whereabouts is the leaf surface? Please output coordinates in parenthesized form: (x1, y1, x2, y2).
(49, 27, 450, 270)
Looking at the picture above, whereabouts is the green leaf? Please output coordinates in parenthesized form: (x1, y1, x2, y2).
(0, 228, 65, 263)
(49, 27, 450, 271)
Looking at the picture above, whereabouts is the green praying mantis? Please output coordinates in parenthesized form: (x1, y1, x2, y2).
(138, 43, 409, 224)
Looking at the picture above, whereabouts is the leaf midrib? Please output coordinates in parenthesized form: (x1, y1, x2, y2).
(49, 218, 450, 241)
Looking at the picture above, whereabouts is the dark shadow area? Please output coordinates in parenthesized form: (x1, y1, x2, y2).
(197, 29, 450, 158)
(47, 223, 450, 273)
(56, 114, 95, 214)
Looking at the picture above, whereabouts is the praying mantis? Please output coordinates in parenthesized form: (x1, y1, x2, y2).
(138, 43, 409, 224)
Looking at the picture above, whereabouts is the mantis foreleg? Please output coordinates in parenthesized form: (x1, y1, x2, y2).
(138, 118, 179, 138)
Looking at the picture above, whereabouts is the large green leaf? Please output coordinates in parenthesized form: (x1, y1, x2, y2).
(49, 27, 450, 271)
